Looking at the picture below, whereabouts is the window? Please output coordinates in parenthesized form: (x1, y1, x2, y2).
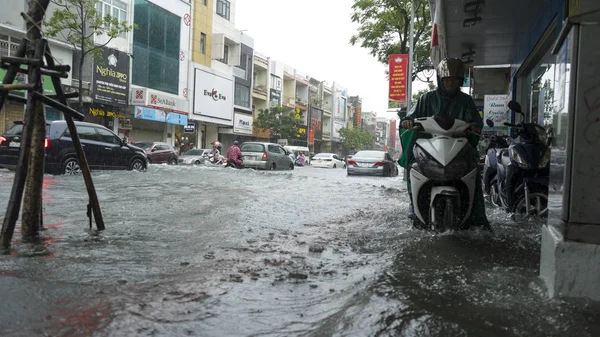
(96, 0, 129, 38)
(216, 0, 230, 20)
(0, 34, 21, 57)
(234, 83, 250, 108)
(97, 128, 122, 145)
(217, 44, 229, 64)
(132, 0, 181, 95)
(64, 126, 99, 142)
(200, 33, 206, 54)
(268, 145, 280, 153)
(241, 144, 265, 152)
(203, 0, 207, 5)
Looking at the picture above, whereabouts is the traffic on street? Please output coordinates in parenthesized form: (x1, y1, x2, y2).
(1, 165, 598, 336)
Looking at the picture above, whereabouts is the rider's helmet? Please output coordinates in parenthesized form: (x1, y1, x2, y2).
(233, 140, 239, 146)
(437, 58, 465, 84)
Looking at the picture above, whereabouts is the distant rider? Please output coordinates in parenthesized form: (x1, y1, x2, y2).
(226, 140, 243, 167)
(399, 57, 490, 230)
(210, 143, 221, 163)
(297, 152, 306, 166)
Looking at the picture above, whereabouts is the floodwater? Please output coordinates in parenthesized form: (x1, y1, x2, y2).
(0, 165, 598, 337)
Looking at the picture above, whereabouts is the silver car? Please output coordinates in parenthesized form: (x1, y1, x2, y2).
(346, 150, 399, 177)
(178, 149, 210, 165)
(240, 142, 294, 171)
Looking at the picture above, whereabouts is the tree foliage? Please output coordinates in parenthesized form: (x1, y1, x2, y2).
(254, 106, 302, 140)
(45, 0, 133, 61)
(338, 127, 374, 151)
(411, 82, 436, 106)
(44, 0, 134, 110)
(350, 0, 432, 81)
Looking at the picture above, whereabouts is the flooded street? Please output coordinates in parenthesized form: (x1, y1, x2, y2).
(0, 165, 599, 337)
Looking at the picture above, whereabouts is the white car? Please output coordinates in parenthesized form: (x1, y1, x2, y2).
(311, 153, 345, 169)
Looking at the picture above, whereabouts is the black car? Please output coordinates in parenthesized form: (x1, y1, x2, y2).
(0, 120, 147, 175)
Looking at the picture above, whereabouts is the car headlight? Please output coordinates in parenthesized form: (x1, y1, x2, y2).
(510, 149, 529, 168)
(539, 149, 551, 168)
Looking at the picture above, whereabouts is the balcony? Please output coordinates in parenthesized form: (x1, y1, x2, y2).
(295, 98, 308, 111)
(253, 54, 269, 70)
(253, 85, 268, 100)
(282, 97, 295, 108)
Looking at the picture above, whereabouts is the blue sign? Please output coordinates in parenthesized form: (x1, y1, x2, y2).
(134, 106, 188, 126)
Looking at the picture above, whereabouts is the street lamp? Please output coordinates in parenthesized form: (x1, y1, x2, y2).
(415, 58, 436, 83)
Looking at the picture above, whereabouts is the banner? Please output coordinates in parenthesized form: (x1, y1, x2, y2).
(484, 95, 509, 127)
(388, 54, 408, 109)
(134, 106, 188, 126)
(430, 0, 447, 67)
(92, 47, 130, 107)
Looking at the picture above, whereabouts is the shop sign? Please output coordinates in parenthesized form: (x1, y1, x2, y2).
(233, 113, 253, 134)
(184, 122, 196, 133)
(310, 107, 323, 140)
(134, 106, 188, 126)
(0, 69, 56, 97)
(89, 105, 127, 119)
(193, 68, 234, 121)
(484, 95, 509, 126)
(92, 47, 130, 107)
(130, 88, 188, 115)
(118, 118, 132, 130)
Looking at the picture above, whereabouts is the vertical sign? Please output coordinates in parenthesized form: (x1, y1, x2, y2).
(388, 54, 408, 109)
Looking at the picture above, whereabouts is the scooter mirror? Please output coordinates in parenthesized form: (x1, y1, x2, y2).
(508, 100, 522, 113)
(486, 119, 494, 128)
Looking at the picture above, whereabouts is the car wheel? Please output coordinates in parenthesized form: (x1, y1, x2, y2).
(62, 157, 81, 175)
(270, 163, 276, 171)
(169, 158, 177, 165)
(130, 158, 146, 172)
(289, 163, 294, 170)
(194, 160, 201, 165)
(333, 164, 337, 169)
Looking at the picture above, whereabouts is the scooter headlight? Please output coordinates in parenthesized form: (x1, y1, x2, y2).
(510, 148, 529, 169)
(539, 149, 551, 168)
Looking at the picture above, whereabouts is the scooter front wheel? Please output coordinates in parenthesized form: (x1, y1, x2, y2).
(513, 192, 549, 220)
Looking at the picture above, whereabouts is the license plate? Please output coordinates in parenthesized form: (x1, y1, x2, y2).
(9, 141, 20, 148)
(358, 163, 371, 167)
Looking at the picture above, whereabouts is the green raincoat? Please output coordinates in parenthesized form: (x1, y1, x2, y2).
(399, 87, 488, 227)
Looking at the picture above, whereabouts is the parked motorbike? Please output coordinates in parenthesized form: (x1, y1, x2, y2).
(407, 115, 480, 232)
(481, 123, 511, 195)
(488, 100, 550, 218)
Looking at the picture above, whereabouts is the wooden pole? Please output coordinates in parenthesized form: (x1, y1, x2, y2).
(0, 40, 28, 250)
(44, 47, 105, 231)
(20, 0, 50, 241)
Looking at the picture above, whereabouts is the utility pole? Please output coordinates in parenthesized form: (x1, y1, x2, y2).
(407, 0, 415, 113)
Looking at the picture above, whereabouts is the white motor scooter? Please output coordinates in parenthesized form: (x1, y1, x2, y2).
(408, 116, 479, 231)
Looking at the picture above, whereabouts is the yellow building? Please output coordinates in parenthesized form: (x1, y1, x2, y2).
(191, 0, 213, 67)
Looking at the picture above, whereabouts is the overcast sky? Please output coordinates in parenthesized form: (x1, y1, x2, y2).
(235, 0, 430, 120)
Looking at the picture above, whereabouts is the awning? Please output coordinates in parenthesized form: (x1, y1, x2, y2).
(430, 0, 531, 67)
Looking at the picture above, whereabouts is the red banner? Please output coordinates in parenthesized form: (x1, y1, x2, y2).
(388, 54, 408, 106)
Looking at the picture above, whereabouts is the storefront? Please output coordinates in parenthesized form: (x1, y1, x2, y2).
(129, 87, 189, 145)
(190, 66, 234, 149)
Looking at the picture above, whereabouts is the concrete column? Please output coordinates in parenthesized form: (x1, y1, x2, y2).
(539, 3, 600, 301)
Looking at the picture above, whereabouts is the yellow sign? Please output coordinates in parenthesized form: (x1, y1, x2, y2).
(89, 107, 127, 119)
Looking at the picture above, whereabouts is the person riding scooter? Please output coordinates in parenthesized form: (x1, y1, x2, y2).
(226, 140, 244, 168)
(399, 57, 490, 230)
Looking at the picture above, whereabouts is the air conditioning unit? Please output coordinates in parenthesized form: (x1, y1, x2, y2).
(288, 98, 295, 106)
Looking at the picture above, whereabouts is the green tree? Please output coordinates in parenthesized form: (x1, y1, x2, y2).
(411, 82, 436, 106)
(350, 0, 432, 81)
(44, 0, 134, 112)
(253, 106, 302, 141)
(338, 127, 374, 151)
